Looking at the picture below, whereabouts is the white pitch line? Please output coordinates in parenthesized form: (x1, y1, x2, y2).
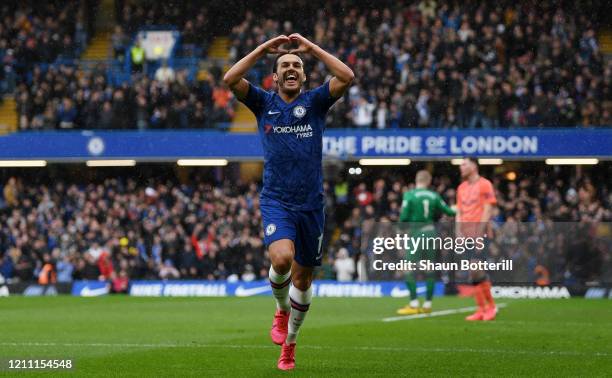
(382, 303, 508, 322)
(0, 339, 609, 358)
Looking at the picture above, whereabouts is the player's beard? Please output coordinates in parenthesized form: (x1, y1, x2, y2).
(279, 72, 302, 96)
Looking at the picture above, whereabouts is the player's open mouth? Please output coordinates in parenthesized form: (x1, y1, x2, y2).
(285, 73, 298, 85)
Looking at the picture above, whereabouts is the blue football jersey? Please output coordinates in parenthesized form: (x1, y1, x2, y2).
(241, 81, 338, 211)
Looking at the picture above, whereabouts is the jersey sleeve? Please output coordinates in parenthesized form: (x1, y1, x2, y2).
(310, 81, 340, 114)
(399, 192, 411, 222)
(480, 179, 497, 205)
(240, 82, 269, 118)
(436, 193, 456, 216)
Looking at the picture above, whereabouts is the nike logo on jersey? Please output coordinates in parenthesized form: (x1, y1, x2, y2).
(267, 110, 281, 115)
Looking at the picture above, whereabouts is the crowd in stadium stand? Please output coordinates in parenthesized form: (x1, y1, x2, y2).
(113, 1, 211, 58)
(3, 0, 238, 131)
(14, 64, 235, 130)
(1, 1, 609, 130)
(1, 166, 610, 288)
(0, 1, 89, 94)
(230, 2, 610, 128)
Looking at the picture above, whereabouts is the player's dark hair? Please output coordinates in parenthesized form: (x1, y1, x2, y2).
(464, 156, 479, 169)
(272, 52, 303, 74)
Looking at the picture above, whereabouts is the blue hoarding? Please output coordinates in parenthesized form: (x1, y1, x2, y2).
(71, 281, 110, 296)
(127, 280, 445, 298)
(0, 129, 610, 160)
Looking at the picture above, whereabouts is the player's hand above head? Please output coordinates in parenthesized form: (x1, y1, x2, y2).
(288, 33, 315, 54)
(261, 35, 291, 54)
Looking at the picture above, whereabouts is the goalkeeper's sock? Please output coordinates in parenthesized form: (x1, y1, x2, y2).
(406, 274, 418, 301)
(269, 266, 291, 312)
(425, 274, 435, 301)
(286, 285, 312, 344)
(480, 280, 496, 309)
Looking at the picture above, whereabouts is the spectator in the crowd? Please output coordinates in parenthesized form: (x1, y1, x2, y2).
(130, 40, 145, 74)
(334, 248, 356, 281)
(2, 177, 18, 207)
(57, 98, 77, 129)
(155, 60, 175, 84)
(375, 102, 389, 130)
(352, 98, 376, 129)
(111, 25, 129, 62)
(159, 260, 180, 279)
(56, 254, 75, 283)
(98, 101, 114, 129)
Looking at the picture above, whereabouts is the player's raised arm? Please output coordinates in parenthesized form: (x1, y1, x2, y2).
(223, 35, 291, 99)
(288, 33, 354, 98)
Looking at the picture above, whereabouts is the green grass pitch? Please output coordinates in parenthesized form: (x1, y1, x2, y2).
(0, 296, 610, 376)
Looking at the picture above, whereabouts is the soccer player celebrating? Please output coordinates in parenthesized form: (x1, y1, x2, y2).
(456, 157, 498, 321)
(223, 34, 354, 370)
(397, 170, 456, 315)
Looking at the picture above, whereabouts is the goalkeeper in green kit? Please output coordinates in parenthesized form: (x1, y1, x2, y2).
(397, 170, 456, 315)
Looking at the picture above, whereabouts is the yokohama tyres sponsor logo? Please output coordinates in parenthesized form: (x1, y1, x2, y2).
(267, 124, 313, 139)
(273, 124, 311, 133)
(491, 285, 571, 299)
